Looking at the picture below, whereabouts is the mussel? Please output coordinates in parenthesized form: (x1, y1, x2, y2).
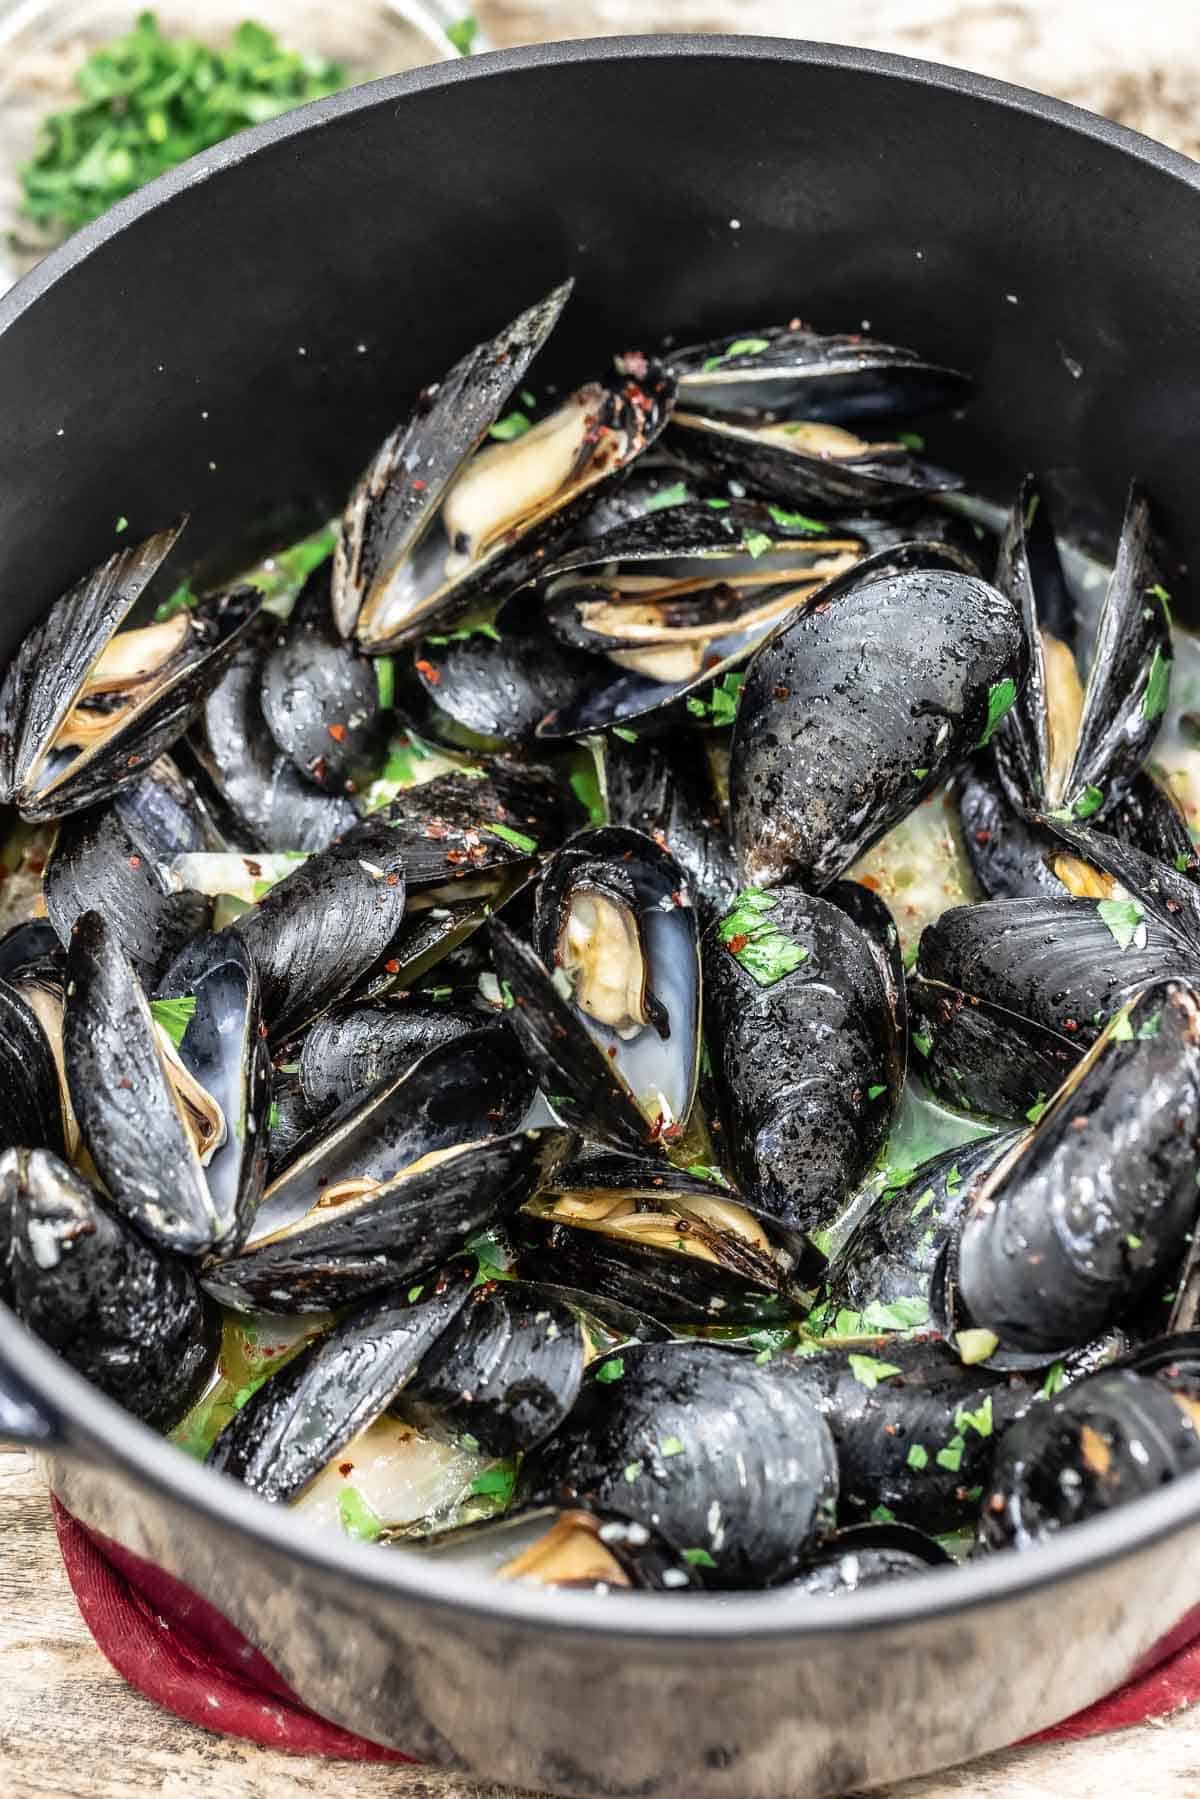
(2, 1147, 218, 1430)
(0, 976, 68, 1160)
(702, 884, 904, 1239)
(730, 546, 1026, 891)
(297, 994, 483, 1121)
(786, 1522, 952, 1596)
(334, 284, 672, 650)
(0, 524, 262, 820)
(599, 729, 737, 926)
(520, 1341, 840, 1588)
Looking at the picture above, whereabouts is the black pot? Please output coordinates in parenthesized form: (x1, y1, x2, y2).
(3, 36, 1200, 1798)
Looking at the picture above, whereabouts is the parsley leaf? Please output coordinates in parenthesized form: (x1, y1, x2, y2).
(765, 505, 825, 533)
(848, 1353, 904, 1389)
(484, 823, 538, 854)
(1143, 646, 1172, 723)
(686, 671, 745, 728)
(149, 993, 196, 1049)
(489, 411, 533, 441)
(338, 1487, 383, 1542)
(718, 888, 808, 987)
(1097, 898, 1145, 950)
(977, 677, 1018, 747)
(1073, 784, 1105, 820)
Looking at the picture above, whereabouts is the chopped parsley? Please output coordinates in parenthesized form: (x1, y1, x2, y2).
(1026, 1095, 1048, 1125)
(1142, 646, 1172, 723)
(866, 1083, 887, 1101)
(718, 888, 808, 987)
(338, 1487, 383, 1543)
(470, 1464, 517, 1503)
(446, 13, 478, 55)
(489, 411, 532, 441)
(911, 768, 930, 781)
(954, 1396, 994, 1439)
(594, 1358, 625, 1384)
(686, 671, 745, 728)
(374, 656, 396, 711)
(742, 530, 773, 559)
(935, 1435, 966, 1473)
(1024, 492, 1041, 529)
(484, 823, 538, 855)
(1147, 581, 1173, 624)
(623, 1460, 644, 1484)
(1042, 1361, 1067, 1399)
(685, 1163, 732, 1189)
(912, 1031, 932, 1059)
(407, 1284, 424, 1304)
(765, 505, 825, 533)
(267, 1102, 279, 1131)
(1073, 784, 1105, 820)
(870, 1505, 897, 1524)
(19, 15, 347, 236)
(910, 1188, 935, 1220)
(906, 1443, 929, 1471)
(848, 1353, 904, 1390)
(425, 620, 501, 645)
(643, 480, 691, 513)
(1097, 897, 1145, 950)
(702, 336, 771, 370)
(704, 497, 732, 510)
(149, 993, 196, 1048)
(682, 1547, 717, 1568)
(115, 514, 129, 533)
(897, 431, 926, 452)
(660, 1435, 685, 1458)
(612, 727, 639, 744)
(977, 677, 1018, 748)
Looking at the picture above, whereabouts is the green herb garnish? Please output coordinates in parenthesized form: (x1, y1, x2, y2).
(623, 1460, 643, 1484)
(149, 993, 196, 1048)
(718, 888, 808, 987)
(912, 1031, 932, 1059)
(742, 530, 773, 559)
(765, 505, 825, 533)
(21, 14, 346, 236)
(897, 431, 926, 452)
(682, 1547, 716, 1568)
(484, 823, 538, 854)
(1072, 784, 1105, 820)
(660, 1435, 685, 1458)
(1147, 581, 1173, 624)
(935, 1435, 966, 1473)
(338, 1487, 383, 1543)
(594, 1357, 625, 1384)
(612, 727, 639, 744)
(446, 13, 478, 55)
(1143, 646, 1172, 723)
(906, 1443, 929, 1471)
(686, 671, 745, 728)
(375, 657, 396, 711)
(866, 1083, 887, 1101)
(977, 677, 1018, 747)
(1042, 1362, 1067, 1399)
(489, 411, 532, 441)
(954, 1396, 994, 1439)
(470, 1465, 518, 1504)
(702, 336, 771, 370)
(847, 1353, 904, 1390)
(1097, 897, 1145, 951)
(644, 480, 691, 513)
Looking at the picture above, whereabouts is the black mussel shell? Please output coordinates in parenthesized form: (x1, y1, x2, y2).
(957, 759, 1071, 900)
(730, 548, 1025, 890)
(944, 983, 1200, 1363)
(253, 1028, 535, 1243)
(792, 1336, 1035, 1533)
(266, 1070, 315, 1175)
(213, 815, 407, 1040)
(403, 1281, 586, 1457)
(0, 919, 62, 983)
(514, 1146, 809, 1326)
(65, 910, 267, 1257)
(519, 1341, 840, 1588)
(671, 411, 961, 510)
(980, 1365, 1200, 1552)
(1116, 1332, 1200, 1386)
(45, 798, 210, 987)
(667, 324, 969, 425)
(521, 1282, 672, 1347)
(374, 762, 572, 899)
(916, 892, 1199, 1051)
(3, 1147, 218, 1431)
(0, 533, 262, 822)
(786, 1522, 952, 1596)
(823, 1132, 1019, 1318)
(703, 885, 902, 1238)
(827, 878, 910, 1093)
(532, 826, 701, 1135)
(334, 283, 573, 645)
(412, 593, 598, 752)
(993, 479, 1170, 824)
(0, 977, 67, 1159)
(184, 621, 357, 852)
(260, 562, 389, 794)
(908, 972, 1081, 1122)
(201, 1123, 573, 1316)
(113, 752, 222, 856)
(600, 730, 737, 926)
(207, 1258, 476, 1503)
(298, 996, 482, 1120)
(1034, 812, 1200, 950)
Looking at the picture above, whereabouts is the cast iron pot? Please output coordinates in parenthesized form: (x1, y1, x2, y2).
(2, 34, 1200, 1799)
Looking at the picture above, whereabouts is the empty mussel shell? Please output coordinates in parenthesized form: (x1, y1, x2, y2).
(703, 884, 903, 1239)
(0, 522, 263, 821)
(667, 323, 969, 425)
(730, 546, 1026, 891)
(519, 1340, 840, 1589)
(980, 1364, 1200, 1552)
(207, 1257, 477, 1503)
(65, 910, 269, 1257)
(2, 1147, 219, 1430)
(941, 982, 1200, 1365)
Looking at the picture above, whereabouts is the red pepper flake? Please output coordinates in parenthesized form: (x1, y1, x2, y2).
(338, 1462, 354, 1477)
(425, 822, 447, 840)
(117, 1076, 132, 1090)
(385, 872, 399, 887)
(974, 830, 991, 846)
(726, 932, 750, 955)
(415, 659, 440, 684)
(327, 722, 348, 744)
(384, 959, 401, 975)
(128, 855, 142, 869)
(1070, 1115, 1089, 1131)
(1167, 898, 1181, 913)
(773, 685, 791, 701)
(652, 1176, 664, 1187)
(312, 756, 327, 783)
(257, 1023, 268, 1039)
(662, 1121, 683, 1141)
(412, 478, 426, 491)
(1063, 1018, 1079, 1033)
(988, 1493, 1006, 1514)
(858, 874, 882, 892)
(446, 848, 467, 865)
(607, 1045, 618, 1059)
(884, 1423, 899, 1436)
(245, 859, 263, 878)
(813, 602, 830, 615)
(671, 890, 684, 908)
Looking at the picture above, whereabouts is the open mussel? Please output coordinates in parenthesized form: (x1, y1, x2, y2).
(702, 884, 904, 1239)
(208, 1257, 477, 1502)
(533, 501, 863, 738)
(514, 1147, 808, 1325)
(334, 284, 672, 651)
(730, 545, 1026, 891)
(1, 1147, 219, 1430)
(201, 1029, 573, 1313)
(183, 618, 357, 852)
(519, 1341, 840, 1588)
(980, 1358, 1200, 1552)
(667, 321, 969, 427)
(0, 523, 262, 821)
(937, 982, 1200, 1367)
(64, 911, 269, 1257)
(490, 827, 700, 1153)
(260, 561, 390, 794)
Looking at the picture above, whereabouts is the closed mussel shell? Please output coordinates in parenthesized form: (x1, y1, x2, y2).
(519, 1341, 840, 1588)
(599, 730, 737, 926)
(298, 996, 482, 1120)
(730, 548, 1026, 891)
(3, 1147, 218, 1431)
(786, 1521, 952, 1597)
(703, 885, 901, 1239)
(907, 972, 1081, 1122)
(944, 982, 1200, 1364)
(208, 1257, 477, 1503)
(0, 977, 67, 1160)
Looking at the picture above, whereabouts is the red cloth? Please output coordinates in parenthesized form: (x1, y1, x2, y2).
(52, 1497, 1199, 1761)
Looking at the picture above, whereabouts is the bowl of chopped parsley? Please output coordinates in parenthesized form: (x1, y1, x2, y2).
(0, 3, 479, 288)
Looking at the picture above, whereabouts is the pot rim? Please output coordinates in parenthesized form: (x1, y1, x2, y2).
(5, 30, 1200, 1649)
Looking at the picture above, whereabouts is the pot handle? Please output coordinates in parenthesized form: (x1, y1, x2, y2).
(0, 1338, 66, 1448)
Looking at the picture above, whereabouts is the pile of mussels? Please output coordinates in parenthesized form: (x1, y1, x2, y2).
(4, 277, 1200, 1597)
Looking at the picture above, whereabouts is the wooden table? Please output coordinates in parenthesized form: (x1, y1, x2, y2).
(5, 3, 1200, 1794)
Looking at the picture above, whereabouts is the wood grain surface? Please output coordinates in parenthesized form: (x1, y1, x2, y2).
(4, 2, 1200, 1794)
